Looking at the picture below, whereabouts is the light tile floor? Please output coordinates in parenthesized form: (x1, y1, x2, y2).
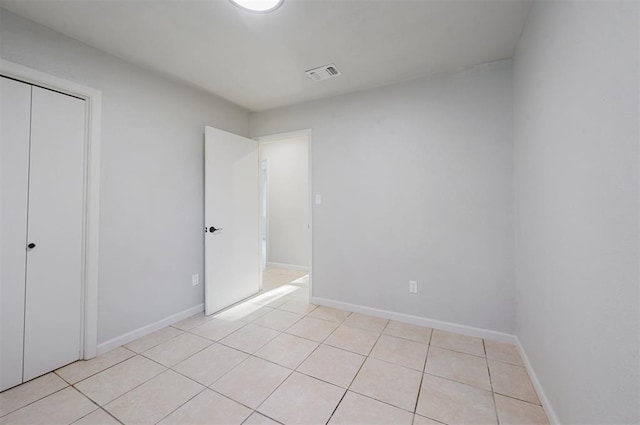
(0, 268, 549, 425)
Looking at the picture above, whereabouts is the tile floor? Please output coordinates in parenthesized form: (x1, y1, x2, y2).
(0, 268, 549, 425)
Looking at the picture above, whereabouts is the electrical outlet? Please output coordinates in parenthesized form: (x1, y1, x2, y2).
(192, 273, 199, 286)
(315, 194, 322, 204)
(409, 280, 418, 293)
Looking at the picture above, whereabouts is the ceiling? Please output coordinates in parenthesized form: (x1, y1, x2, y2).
(0, 0, 532, 112)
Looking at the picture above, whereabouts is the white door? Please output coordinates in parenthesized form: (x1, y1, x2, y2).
(0, 78, 85, 388)
(23, 87, 85, 381)
(0, 77, 32, 390)
(204, 127, 260, 315)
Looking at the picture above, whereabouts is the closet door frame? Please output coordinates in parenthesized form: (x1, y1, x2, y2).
(1, 60, 102, 359)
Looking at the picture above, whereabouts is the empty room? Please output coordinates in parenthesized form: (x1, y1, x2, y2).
(0, 0, 638, 424)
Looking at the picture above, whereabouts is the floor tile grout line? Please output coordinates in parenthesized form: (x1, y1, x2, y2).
(70, 384, 109, 410)
(249, 311, 306, 333)
(246, 365, 296, 416)
(53, 370, 76, 386)
(185, 319, 249, 342)
(207, 387, 256, 413)
(292, 336, 364, 385)
(252, 310, 354, 424)
(166, 348, 248, 388)
(74, 356, 168, 410)
(486, 357, 543, 405)
(125, 327, 186, 355)
(364, 354, 427, 374)
(422, 371, 496, 395)
(486, 356, 530, 369)
(56, 347, 136, 386)
(416, 413, 448, 425)
(215, 325, 282, 355)
(79, 352, 202, 420)
(292, 367, 355, 391)
(337, 324, 408, 415)
(324, 385, 349, 424)
(425, 370, 498, 395)
(345, 325, 383, 390)
(484, 338, 502, 425)
(170, 309, 218, 331)
(245, 410, 286, 425)
(346, 387, 420, 415)
(185, 318, 249, 342)
(203, 354, 261, 391)
(1, 371, 123, 419)
(252, 335, 320, 370)
(69, 406, 123, 425)
(382, 332, 432, 345)
(138, 336, 215, 369)
(362, 322, 385, 359)
(413, 330, 432, 414)
(206, 386, 265, 414)
(100, 407, 125, 425)
(429, 343, 487, 359)
(144, 332, 221, 369)
(0, 384, 70, 419)
(492, 391, 545, 406)
(307, 312, 350, 325)
(151, 385, 209, 425)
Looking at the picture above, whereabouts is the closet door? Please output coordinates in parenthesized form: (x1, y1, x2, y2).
(0, 77, 32, 391)
(22, 87, 86, 381)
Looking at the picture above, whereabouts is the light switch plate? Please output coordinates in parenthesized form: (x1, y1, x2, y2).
(409, 280, 417, 293)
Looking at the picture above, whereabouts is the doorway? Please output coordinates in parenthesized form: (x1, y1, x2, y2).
(203, 128, 312, 317)
(257, 131, 312, 297)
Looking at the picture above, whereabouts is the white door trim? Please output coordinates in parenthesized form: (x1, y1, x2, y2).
(1, 60, 101, 359)
(255, 129, 313, 298)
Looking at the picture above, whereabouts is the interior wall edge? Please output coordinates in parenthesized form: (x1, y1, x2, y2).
(515, 337, 561, 425)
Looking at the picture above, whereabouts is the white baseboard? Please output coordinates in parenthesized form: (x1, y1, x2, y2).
(267, 262, 309, 272)
(516, 337, 560, 425)
(96, 304, 204, 355)
(311, 296, 518, 344)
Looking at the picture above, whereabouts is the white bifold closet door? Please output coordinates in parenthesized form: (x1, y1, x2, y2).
(0, 76, 85, 391)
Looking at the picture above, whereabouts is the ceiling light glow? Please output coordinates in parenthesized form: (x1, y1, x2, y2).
(229, 0, 284, 13)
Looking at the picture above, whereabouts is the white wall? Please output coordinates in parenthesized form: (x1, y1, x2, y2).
(252, 60, 515, 333)
(261, 138, 309, 268)
(0, 10, 250, 344)
(513, 1, 639, 423)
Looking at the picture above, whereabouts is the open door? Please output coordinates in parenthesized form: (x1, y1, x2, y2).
(204, 126, 260, 315)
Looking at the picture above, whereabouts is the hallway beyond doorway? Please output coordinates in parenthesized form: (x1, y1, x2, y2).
(262, 266, 309, 293)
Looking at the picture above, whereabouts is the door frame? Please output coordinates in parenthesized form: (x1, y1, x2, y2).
(255, 129, 313, 297)
(1, 60, 102, 359)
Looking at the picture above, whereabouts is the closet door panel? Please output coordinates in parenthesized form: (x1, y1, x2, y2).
(0, 77, 32, 391)
(23, 87, 85, 380)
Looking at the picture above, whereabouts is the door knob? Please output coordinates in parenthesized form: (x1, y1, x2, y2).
(209, 226, 222, 233)
(27, 243, 36, 249)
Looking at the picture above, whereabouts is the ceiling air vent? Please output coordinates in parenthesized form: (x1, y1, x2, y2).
(305, 64, 342, 82)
